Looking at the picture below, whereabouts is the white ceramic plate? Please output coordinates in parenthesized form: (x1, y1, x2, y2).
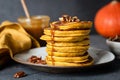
(13, 47, 115, 73)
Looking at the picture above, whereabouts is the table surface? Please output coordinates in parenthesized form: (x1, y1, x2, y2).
(0, 35, 120, 80)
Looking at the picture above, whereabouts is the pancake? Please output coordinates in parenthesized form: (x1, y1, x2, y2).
(47, 40, 90, 47)
(40, 35, 89, 42)
(46, 52, 89, 63)
(46, 56, 94, 67)
(51, 21, 92, 30)
(44, 29, 90, 36)
(46, 50, 86, 57)
(46, 44, 89, 53)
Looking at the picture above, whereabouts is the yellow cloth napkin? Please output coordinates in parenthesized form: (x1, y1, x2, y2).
(0, 21, 40, 66)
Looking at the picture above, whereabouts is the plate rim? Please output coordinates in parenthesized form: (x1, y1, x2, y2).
(12, 47, 115, 69)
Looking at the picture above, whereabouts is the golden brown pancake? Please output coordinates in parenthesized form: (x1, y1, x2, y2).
(40, 35, 89, 42)
(44, 29, 90, 36)
(46, 44, 89, 53)
(46, 52, 89, 63)
(46, 50, 86, 57)
(51, 21, 92, 30)
(47, 40, 90, 47)
(46, 56, 94, 67)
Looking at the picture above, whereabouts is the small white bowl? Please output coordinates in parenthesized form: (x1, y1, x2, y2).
(106, 39, 120, 58)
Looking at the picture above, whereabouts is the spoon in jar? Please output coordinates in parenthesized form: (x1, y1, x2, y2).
(20, 0, 31, 24)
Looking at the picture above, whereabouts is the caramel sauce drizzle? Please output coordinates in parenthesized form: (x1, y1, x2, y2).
(49, 15, 81, 66)
(50, 24, 55, 66)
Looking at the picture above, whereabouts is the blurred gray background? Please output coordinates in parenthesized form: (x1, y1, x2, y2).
(0, 0, 111, 34)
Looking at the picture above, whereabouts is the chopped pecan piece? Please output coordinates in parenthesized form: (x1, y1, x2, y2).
(14, 71, 26, 78)
(28, 55, 46, 65)
(59, 15, 80, 22)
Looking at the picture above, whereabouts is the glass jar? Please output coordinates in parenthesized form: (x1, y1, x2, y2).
(18, 15, 50, 46)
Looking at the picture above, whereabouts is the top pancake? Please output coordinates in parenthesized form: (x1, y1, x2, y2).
(51, 21, 92, 30)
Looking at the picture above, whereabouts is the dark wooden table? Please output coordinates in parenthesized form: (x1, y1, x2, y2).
(0, 35, 120, 80)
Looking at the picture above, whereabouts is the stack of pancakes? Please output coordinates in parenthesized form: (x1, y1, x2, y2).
(40, 15, 94, 67)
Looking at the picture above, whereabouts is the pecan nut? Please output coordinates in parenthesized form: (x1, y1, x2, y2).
(59, 15, 80, 22)
(28, 55, 46, 65)
(14, 71, 26, 78)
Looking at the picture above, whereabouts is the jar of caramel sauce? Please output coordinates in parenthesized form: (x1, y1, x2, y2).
(18, 15, 50, 46)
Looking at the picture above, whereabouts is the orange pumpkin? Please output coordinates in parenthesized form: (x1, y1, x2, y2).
(94, 0, 120, 38)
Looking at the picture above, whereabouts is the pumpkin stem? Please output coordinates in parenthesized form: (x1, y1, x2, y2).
(111, 0, 120, 4)
(113, 0, 120, 2)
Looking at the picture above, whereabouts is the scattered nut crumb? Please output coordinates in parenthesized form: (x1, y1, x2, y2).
(28, 55, 46, 65)
(40, 60, 47, 65)
(59, 15, 80, 22)
(14, 71, 27, 78)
